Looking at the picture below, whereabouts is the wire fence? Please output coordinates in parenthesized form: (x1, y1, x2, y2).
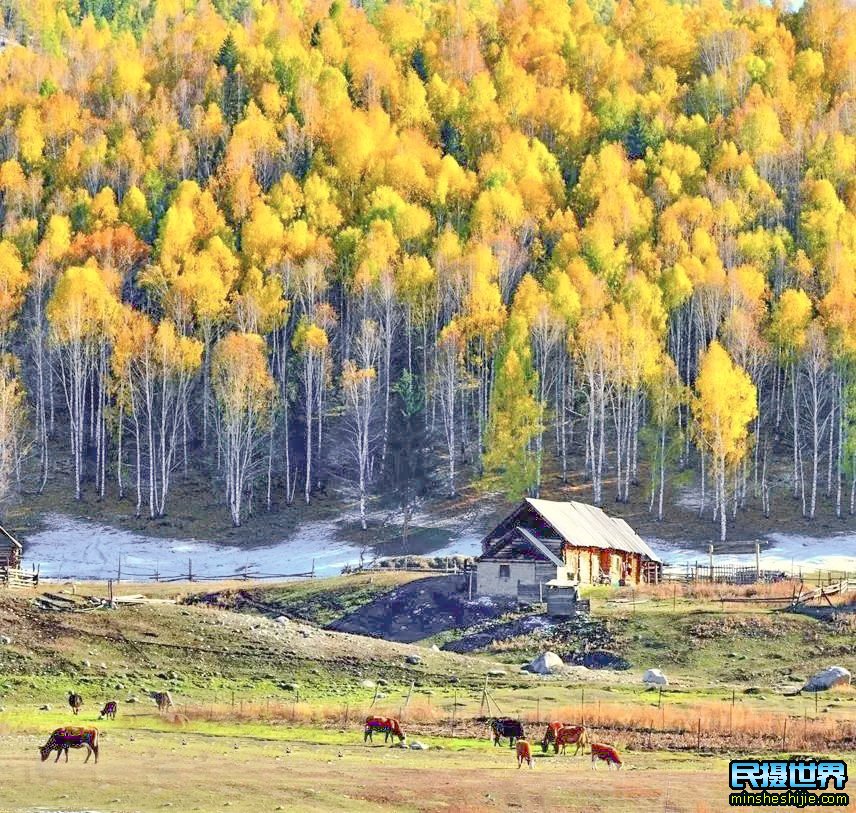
(110, 558, 317, 584)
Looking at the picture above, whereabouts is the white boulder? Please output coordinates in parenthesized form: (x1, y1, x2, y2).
(643, 668, 669, 686)
(527, 651, 564, 675)
(409, 741, 429, 750)
(803, 666, 851, 692)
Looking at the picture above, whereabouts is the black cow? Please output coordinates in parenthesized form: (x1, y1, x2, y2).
(68, 692, 83, 716)
(490, 717, 525, 748)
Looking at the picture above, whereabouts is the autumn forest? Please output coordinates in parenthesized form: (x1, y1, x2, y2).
(0, 0, 853, 542)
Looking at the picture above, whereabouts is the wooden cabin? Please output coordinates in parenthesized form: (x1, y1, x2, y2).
(0, 524, 22, 570)
(476, 498, 662, 600)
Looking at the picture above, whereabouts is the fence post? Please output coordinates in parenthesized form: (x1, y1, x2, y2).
(755, 542, 761, 582)
(581, 688, 585, 724)
(188, 558, 193, 582)
(696, 718, 701, 752)
(451, 685, 457, 735)
(781, 718, 787, 752)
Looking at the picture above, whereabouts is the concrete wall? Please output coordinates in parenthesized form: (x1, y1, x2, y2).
(476, 561, 536, 597)
(477, 560, 576, 598)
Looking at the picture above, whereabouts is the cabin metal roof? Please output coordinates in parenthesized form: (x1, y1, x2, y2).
(524, 498, 662, 562)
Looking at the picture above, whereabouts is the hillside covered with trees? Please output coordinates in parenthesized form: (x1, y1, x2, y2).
(0, 0, 853, 542)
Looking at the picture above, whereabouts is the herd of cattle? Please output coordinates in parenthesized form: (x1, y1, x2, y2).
(40, 694, 622, 770)
(363, 714, 622, 769)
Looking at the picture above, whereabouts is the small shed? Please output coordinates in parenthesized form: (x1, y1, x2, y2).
(476, 498, 661, 600)
(0, 524, 22, 570)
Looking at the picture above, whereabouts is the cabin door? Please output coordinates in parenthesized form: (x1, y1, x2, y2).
(598, 550, 611, 581)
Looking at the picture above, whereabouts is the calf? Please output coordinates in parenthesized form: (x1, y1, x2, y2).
(590, 743, 622, 770)
(516, 739, 534, 769)
(39, 727, 99, 764)
(67, 692, 83, 716)
(554, 725, 588, 756)
(99, 701, 118, 720)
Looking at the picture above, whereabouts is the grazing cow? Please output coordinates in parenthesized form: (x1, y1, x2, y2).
(363, 716, 406, 743)
(490, 718, 525, 748)
(99, 701, 118, 720)
(149, 691, 173, 712)
(67, 692, 83, 716)
(516, 739, 534, 769)
(541, 721, 565, 752)
(554, 725, 588, 756)
(39, 727, 99, 764)
(590, 743, 622, 770)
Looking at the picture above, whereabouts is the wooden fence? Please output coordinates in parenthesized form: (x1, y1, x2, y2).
(1, 565, 39, 589)
(112, 559, 316, 583)
(663, 563, 788, 585)
(790, 578, 856, 608)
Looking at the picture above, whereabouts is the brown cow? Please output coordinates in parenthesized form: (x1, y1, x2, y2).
(40, 727, 99, 764)
(590, 743, 622, 770)
(67, 692, 83, 716)
(554, 725, 588, 756)
(516, 739, 534, 769)
(540, 721, 565, 752)
(99, 701, 118, 720)
(363, 716, 405, 743)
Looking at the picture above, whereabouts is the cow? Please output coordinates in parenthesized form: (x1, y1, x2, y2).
(39, 727, 99, 764)
(99, 701, 118, 720)
(490, 718, 525, 748)
(540, 721, 564, 752)
(516, 739, 534, 769)
(590, 743, 622, 770)
(67, 692, 83, 716)
(554, 725, 588, 756)
(149, 691, 173, 712)
(363, 716, 406, 744)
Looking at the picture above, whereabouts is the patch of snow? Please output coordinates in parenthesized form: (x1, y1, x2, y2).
(23, 513, 361, 581)
(650, 531, 856, 575)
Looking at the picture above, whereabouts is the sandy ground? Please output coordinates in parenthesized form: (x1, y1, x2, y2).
(5, 728, 852, 813)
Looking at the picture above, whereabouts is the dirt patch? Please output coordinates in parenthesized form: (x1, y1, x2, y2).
(443, 614, 629, 670)
(566, 650, 631, 670)
(327, 576, 513, 643)
(442, 615, 555, 654)
(687, 616, 795, 641)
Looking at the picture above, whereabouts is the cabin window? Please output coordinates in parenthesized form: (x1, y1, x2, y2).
(499, 564, 511, 579)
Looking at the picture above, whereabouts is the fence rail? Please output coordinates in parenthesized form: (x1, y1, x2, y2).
(1, 566, 39, 589)
(790, 578, 856, 607)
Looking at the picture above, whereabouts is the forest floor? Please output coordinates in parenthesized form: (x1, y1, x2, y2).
(6, 451, 855, 564)
(1, 575, 855, 811)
